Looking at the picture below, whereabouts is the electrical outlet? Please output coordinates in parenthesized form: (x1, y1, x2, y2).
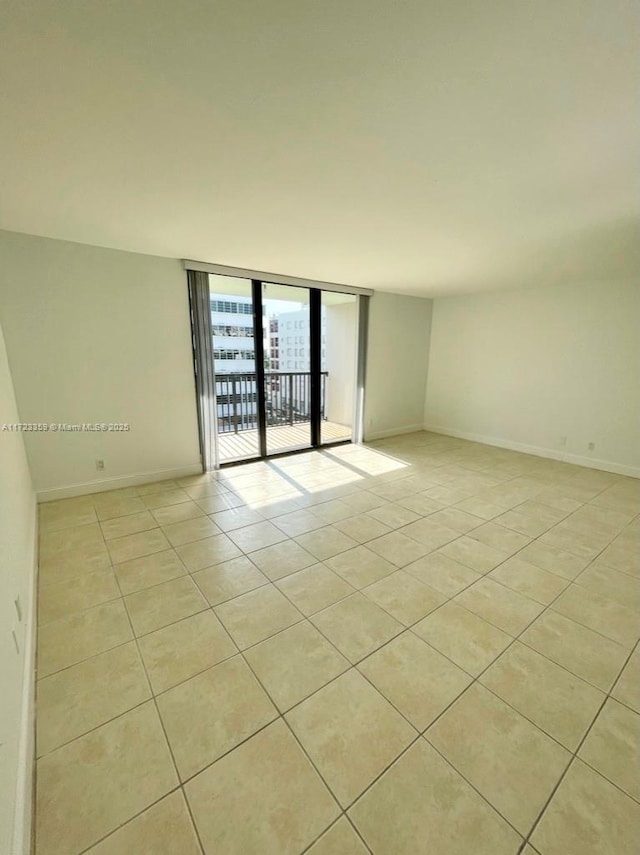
(96, 459, 105, 471)
(588, 442, 595, 451)
(559, 436, 567, 447)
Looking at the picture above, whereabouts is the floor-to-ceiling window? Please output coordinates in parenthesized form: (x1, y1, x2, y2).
(262, 282, 313, 456)
(208, 275, 261, 463)
(187, 264, 370, 468)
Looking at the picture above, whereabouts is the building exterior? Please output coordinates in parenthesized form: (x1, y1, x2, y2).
(210, 294, 258, 431)
(264, 308, 327, 418)
(268, 318, 279, 369)
(209, 297, 336, 431)
(267, 308, 326, 371)
(211, 294, 256, 372)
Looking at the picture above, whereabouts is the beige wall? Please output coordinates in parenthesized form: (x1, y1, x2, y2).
(425, 279, 640, 475)
(365, 291, 433, 439)
(3, 228, 635, 485)
(0, 317, 36, 855)
(0, 231, 438, 491)
(0, 231, 201, 497)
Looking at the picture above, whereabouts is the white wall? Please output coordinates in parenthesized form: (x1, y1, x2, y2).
(365, 291, 433, 439)
(325, 300, 357, 427)
(0, 230, 201, 497)
(425, 279, 640, 475)
(0, 317, 37, 855)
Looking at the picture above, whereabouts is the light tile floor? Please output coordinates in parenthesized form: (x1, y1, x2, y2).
(35, 431, 640, 854)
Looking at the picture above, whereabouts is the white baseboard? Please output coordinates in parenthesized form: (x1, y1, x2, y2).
(12, 499, 38, 855)
(365, 423, 426, 442)
(36, 463, 203, 502)
(423, 424, 640, 479)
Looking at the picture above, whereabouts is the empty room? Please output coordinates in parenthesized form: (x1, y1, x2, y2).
(1, 2, 639, 854)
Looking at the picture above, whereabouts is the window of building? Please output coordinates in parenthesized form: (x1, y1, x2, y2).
(213, 348, 256, 360)
(211, 299, 253, 315)
(212, 324, 254, 337)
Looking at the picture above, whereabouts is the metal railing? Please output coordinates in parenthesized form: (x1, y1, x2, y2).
(215, 372, 328, 434)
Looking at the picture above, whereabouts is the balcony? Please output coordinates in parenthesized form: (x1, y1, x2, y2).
(215, 371, 352, 462)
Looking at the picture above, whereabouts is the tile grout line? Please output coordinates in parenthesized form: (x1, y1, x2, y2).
(36, 491, 638, 752)
(233, 554, 537, 842)
(311, 495, 639, 836)
(336, 525, 607, 839)
(135, 477, 379, 852)
(78, 494, 220, 853)
(519, 635, 640, 850)
(34, 447, 639, 853)
(414, 519, 634, 732)
(236, 636, 379, 853)
(37, 497, 180, 849)
(109, 527, 209, 855)
(35, 491, 636, 693)
(73, 784, 187, 855)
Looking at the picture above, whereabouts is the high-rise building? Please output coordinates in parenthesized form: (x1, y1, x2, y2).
(266, 308, 327, 371)
(210, 299, 329, 430)
(210, 294, 256, 372)
(211, 294, 259, 431)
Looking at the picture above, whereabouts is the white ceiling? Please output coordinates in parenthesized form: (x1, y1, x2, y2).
(1, 1, 638, 296)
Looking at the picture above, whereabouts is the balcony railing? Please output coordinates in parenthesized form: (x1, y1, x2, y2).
(215, 372, 328, 434)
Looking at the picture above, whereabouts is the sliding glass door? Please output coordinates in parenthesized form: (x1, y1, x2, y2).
(262, 282, 312, 455)
(208, 275, 261, 464)
(188, 268, 365, 467)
